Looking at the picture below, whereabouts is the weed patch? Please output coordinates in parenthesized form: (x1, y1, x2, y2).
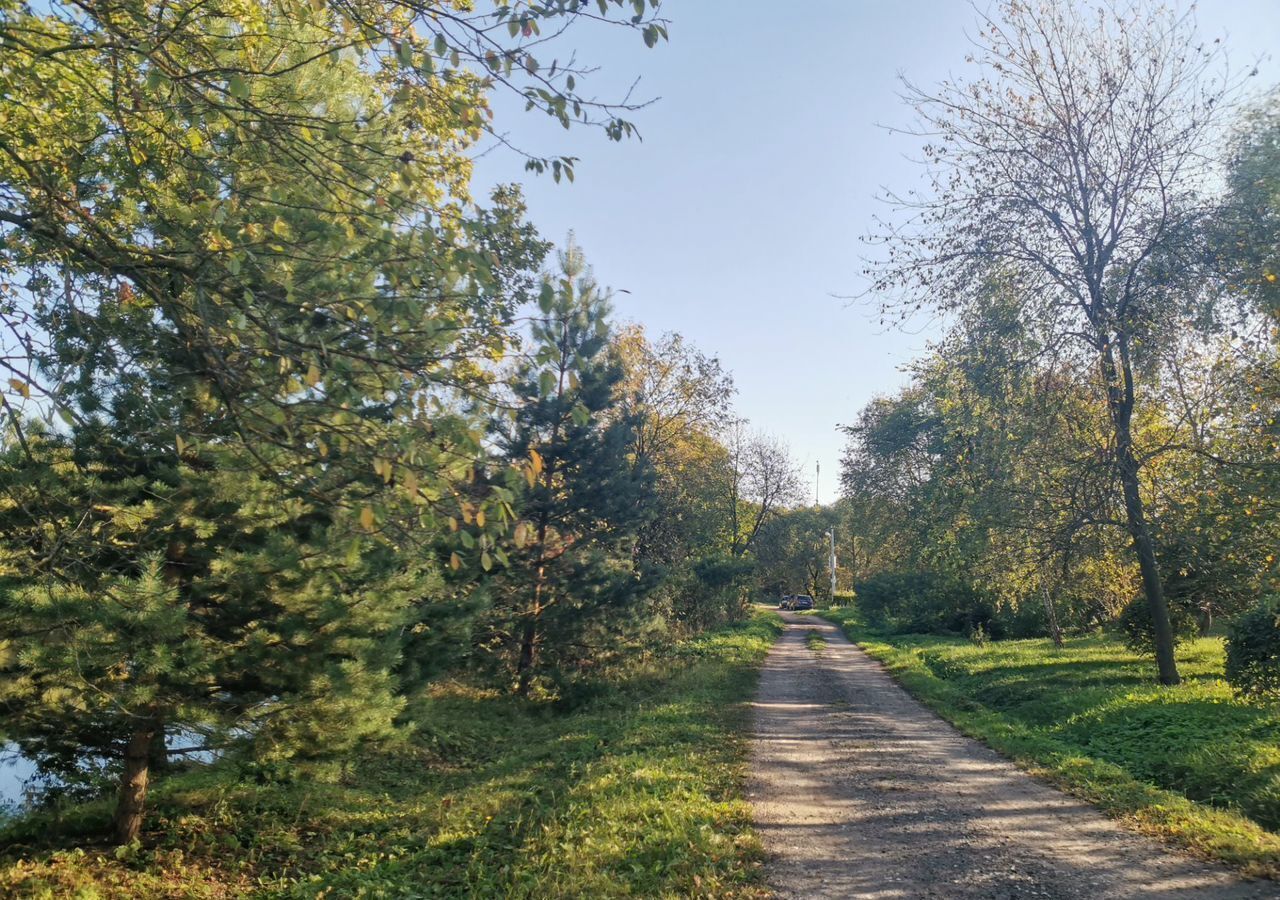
(805, 630, 827, 655)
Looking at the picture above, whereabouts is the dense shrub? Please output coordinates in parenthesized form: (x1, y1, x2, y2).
(663, 555, 755, 632)
(1118, 595, 1199, 654)
(854, 571, 999, 636)
(1225, 596, 1280, 699)
(992, 599, 1050, 639)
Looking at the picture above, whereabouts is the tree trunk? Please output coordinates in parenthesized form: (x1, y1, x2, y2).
(1119, 467, 1180, 684)
(516, 322, 568, 699)
(112, 720, 159, 845)
(1102, 336, 1180, 685)
(1040, 583, 1064, 648)
(515, 614, 538, 697)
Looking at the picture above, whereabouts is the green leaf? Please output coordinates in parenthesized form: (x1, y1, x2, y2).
(228, 74, 249, 99)
(539, 370, 557, 397)
(538, 282, 555, 314)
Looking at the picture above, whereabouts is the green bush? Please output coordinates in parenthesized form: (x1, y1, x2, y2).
(1118, 595, 1198, 654)
(1226, 596, 1280, 699)
(854, 571, 999, 636)
(992, 599, 1050, 639)
(831, 590, 857, 607)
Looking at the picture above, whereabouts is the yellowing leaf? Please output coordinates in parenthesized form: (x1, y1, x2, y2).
(475, 507, 486, 528)
(360, 506, 376, 531)
(8, 378, 30, 399)
(450, 551, 462, 571)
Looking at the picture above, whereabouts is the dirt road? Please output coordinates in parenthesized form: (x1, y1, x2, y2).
(748, 611, 1274, 899)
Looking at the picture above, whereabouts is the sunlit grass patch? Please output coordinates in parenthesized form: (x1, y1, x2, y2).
(805, 630, 827, 654)
(0, 613, 783, 898)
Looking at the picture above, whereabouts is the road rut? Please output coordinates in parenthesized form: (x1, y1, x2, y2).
(748, 611, 1274, 899)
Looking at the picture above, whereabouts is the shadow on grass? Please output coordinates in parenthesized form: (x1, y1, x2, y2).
(1, 615, 780, 898)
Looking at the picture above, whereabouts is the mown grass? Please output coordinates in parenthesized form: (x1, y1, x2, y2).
(0, 613, 783, 899)
(822, 607, 1280, 879)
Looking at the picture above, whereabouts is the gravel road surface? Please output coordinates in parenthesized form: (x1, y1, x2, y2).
(748, 611, 1275, 899)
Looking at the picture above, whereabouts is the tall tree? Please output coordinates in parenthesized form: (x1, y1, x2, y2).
(612, 327, 746, 626)
(0, 422, 438, 844)
(1205, 90, 1280, 613)
(0, 0, 664, 840)
(726, 427, 804, 558)
(867, 0, 1245, 683)
(489, 241, 653, 696)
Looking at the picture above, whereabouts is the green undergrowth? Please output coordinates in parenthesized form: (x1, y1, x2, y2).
(1, 613, 783, 899)
(822, 607, 1280, 879)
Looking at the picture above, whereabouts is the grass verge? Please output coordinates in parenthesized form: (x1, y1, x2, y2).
(821, 606, 1280, 879)
(1, 612, 783, 899)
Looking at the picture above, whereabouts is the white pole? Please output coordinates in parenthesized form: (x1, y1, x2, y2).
(829, 529, 837, 602)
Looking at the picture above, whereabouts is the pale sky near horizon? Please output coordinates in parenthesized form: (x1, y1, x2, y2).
(473, 1, 1280, 503)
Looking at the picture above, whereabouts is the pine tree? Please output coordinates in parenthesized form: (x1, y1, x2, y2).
(0, 423, 436, 843)
(486, 241, 656, 696)
(0, 20, 538, 842)
(0, 0, 661, 842)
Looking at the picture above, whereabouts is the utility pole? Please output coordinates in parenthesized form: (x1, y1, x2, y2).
(815, 461, 820, 507)
(828, 528, 837, 603)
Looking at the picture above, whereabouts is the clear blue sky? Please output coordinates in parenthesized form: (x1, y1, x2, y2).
(474, 1, 1280, 502)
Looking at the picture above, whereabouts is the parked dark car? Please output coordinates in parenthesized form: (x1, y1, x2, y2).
(791, 595, 815, 611)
